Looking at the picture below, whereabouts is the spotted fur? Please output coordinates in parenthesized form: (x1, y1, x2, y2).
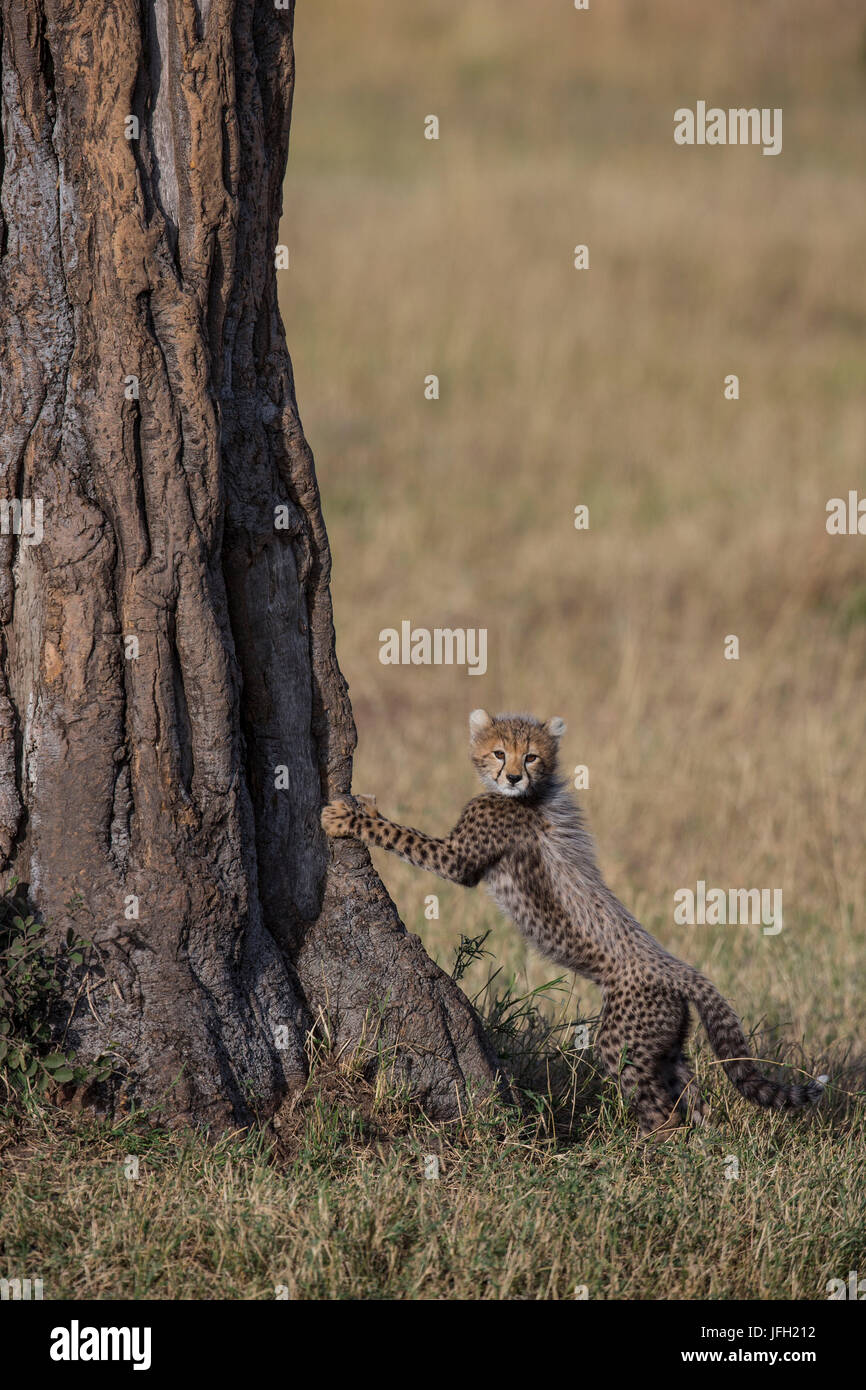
(321, 710, 824, 1135)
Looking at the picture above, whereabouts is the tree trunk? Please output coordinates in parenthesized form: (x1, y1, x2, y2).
(0, 0, 499, 1126)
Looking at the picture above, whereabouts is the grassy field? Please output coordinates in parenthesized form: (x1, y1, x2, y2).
(1, 983, 864, 1300)
(2, 0, 865, 1300)
(286, 0, 866, 1038)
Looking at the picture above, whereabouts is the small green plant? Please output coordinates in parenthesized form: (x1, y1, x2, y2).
(0, 889, 109, 1100)
(450, 929, 493, 984)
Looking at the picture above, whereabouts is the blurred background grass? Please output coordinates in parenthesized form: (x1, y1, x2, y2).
(279, 0, 866, 1055)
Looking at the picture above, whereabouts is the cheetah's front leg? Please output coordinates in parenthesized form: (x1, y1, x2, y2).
(320, 795, 386, 841)
(320, 797, 483, 885)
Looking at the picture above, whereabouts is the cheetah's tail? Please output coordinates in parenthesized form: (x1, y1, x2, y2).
(686, 972, 824, 1110)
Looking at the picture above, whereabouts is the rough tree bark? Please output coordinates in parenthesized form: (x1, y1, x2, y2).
(0, 0, 500, 1126)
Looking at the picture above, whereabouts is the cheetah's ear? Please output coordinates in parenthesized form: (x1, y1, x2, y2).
(545, 716, 567, 739)
(469, 708, 493, 736)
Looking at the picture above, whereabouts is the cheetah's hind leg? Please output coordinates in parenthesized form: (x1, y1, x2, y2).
(658, 1003, 706, 1127)
(627, 1064, 683, 1140)
(661, 1048, 707, 1127)
(599, 1047, 682, 1140)
(597, 990, 689, 1140)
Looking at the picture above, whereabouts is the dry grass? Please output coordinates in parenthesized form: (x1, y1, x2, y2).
(285, 0, 866, 1049)
(2, 0, 865, 1302)
(1, 1020, 863, 1299)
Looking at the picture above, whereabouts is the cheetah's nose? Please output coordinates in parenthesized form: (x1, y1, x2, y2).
(506, 773, 521, 785)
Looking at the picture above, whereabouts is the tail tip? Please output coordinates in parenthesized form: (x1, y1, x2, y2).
(802, 1076, 827, 1106)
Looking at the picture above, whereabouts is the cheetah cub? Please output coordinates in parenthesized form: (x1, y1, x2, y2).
(321, 710, 824, 1136)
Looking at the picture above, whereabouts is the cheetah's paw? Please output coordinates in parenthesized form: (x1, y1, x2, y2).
(320, 798, 356, 837)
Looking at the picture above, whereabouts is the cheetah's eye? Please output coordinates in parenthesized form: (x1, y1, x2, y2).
(525, 754, 538, 764)
(493, 749, 506, 761)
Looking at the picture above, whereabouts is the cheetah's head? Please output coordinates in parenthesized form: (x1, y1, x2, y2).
(468, 710, 565, 799)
